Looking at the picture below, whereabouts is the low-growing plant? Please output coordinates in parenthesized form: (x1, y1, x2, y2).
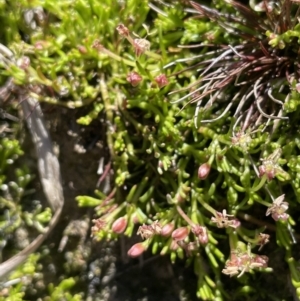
(2, 0, 300, 300)
(78, 0, 300, 299)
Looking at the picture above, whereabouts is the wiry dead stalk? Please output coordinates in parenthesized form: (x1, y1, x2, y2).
(166, 0, 300, 133)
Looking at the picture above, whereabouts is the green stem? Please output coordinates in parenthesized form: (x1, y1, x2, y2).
(251, 175, 267, 192)
(176, 205, 195, 226)
(198, 196, 217, 216)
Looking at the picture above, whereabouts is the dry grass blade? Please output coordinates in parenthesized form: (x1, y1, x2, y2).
(166, 1, 300, 129)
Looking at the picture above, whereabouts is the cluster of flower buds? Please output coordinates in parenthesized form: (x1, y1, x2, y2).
(231, 130, 252, 150)
(176, 240, 198, 256)
(126, 71, 168, 88)
(211, 210, 241, 229)
(171, 225, 208, 255)
(191, 225, 209, 245)
(222, 246, 269, 277)
(171, 227, 195, 256)
(266, 194, 289, 221)
(128, 212, 209, 258)
(127, 221, 173, 258)
(116, 24, 169, 88)
(258, 162, 276, 181)
(169, 206, 209, 254)
(258, 149, 290, 181)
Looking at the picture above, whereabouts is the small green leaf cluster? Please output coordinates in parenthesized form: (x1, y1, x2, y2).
(0, 137, 51, 299)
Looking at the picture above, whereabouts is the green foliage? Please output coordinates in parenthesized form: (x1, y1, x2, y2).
(46, 278, 82, 301)
(0, 134, 51, 299)
(0, 254, 40, 301)
(2, 0, 300, 300)
(0, 136, 51, 238)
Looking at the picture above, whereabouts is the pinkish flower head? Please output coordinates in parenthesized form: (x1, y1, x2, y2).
(258, 149, 290, 181)
(154, 74, 169, 88)
(17, 56, 30, 70)
(172, 227, 189, 241)
(222, 246, 269, 278)
(251, 254, 268, 268)
(198, 163, 211, 180)
(133, 38, 150, 56)
(231, 130, 252, 150)
(177, 240, 198, 256)
(112, 217, 127, 234)
(126, 71, 143, 87)
(127, 242, 146, 258)
(137, 221, 162, 239)
(211, 210, 241, 229)
(266, 194, 289, 221)
(258, 164, 275, 181)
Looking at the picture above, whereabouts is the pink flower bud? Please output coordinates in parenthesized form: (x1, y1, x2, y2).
(172, 227, 189, 241)
(77, 45, 87, 54)
(154, 74, 169, 88)
(127, 242, 146, 258)
(112, 217, 127, 234)
(161, 223, 175, 237)
(198, 163, 211, 180)
(126, 71, 143, 87)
